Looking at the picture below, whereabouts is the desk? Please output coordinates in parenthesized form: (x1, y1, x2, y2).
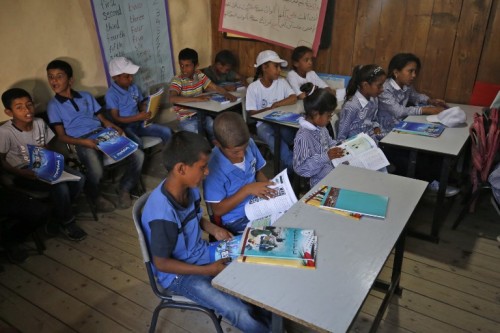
(380, 103, 481, 242)
(251, 102, 304, 175)
(173, 91, 245, 136)
(213, 165, 427, 332)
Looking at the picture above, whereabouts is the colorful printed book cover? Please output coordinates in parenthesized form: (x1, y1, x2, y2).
(237, 252, 316, 269)
(208, 235, 243, 261)
(144, 88, 164, 127)
(304, 185, 362, 220)
(240, 226, 316, 261)
(393, 121, 445, 137)
(320, 186, 389, 219)
(27, 145, 64, 182)
(173, 106, 197, 121)
(88, 128, 138, 161)
(263, 111, 301, 124)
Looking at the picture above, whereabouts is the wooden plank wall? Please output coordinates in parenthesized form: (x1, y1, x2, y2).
(211, 0, 499, 104)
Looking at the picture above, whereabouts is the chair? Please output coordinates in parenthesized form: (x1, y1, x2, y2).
(132, 193, 223, 333)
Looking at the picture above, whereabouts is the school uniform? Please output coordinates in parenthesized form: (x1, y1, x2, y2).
(203, 139, 266, 233)
(378, 78, 429, 133)
(105, 82, 172, 149)
(338, 91, 382, 142)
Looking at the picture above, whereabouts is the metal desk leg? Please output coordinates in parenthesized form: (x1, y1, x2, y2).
(197, 111, 206, 137)
(273, 124, 281, 175)
(407, 150, 418, 178)
(272, 313, 284, 333)
(431, 157, 452, 239)
(370, 230, 406, 333)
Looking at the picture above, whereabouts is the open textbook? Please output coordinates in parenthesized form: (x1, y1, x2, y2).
(144, 88, 164, 127)
(332, 133, 389, 170)
(88, 128, 138, 161)
(27, 145, 81, 184)
(244, 169, 298, 222)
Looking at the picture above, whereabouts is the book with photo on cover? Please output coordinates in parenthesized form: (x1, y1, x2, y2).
(332, 133, 389, 170)
(208, 235, 243, 262)
(88, 128, 138, 161)
(143, 88, 164, 127)
(27, 145, 81, 184)
(263, 110, 301, 125)
(320, 186, 389, 219)
(303, 185, 362, 220)
(240, 226, 316, 263)
(392, 121, 445, 137)
(209, 93, 241, 105)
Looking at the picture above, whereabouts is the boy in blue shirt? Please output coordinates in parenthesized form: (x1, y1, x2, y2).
(46, 59, 144, 211)
(203, 112, 275, 234)
(141, 131, 271, 333)
(105, 57, 172, 149)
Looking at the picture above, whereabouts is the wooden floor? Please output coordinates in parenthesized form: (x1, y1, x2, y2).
(1, 171, 500, 333)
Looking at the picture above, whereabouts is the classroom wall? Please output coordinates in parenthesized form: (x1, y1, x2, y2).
(212, 0, 500, 104)
(0, 0, 213, 122)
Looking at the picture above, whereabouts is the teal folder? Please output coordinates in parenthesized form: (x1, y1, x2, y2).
(320, 186, 389, 219)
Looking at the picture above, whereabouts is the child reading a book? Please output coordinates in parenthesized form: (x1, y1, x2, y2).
(286, 46, 334, 100)
(141, 131, 271, 333)
(338, 64, 386, 142)
(169, 48, 237, 142)
(293, 83, 344, 187)
(0, 88, 87, 241)
(201, 50, 247, 91)
(246, 50, 298, 171)
(46, 59, 145, 210)
(203, 112, 275, 234)
(105, 57, 172, 149)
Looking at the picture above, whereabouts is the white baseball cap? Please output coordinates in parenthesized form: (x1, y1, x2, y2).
(254, 50, 288, 68)
(426, 106, 467, 127)
(109, 57, 140, 76)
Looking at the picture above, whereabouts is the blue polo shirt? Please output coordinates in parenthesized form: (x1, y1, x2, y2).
(141, 182, 210, 289)
(47, 90, 103, 138)
(105, 82, 143, 117)
(203, 139, 266, 224)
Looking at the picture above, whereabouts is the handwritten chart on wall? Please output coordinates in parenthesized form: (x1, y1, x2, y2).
(90, 0, 174, 93)
(219, 0, 328, 55)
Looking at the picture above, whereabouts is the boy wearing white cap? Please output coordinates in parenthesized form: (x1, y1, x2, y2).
(105, 57, 172, 149)
(246, 50, 297, 171)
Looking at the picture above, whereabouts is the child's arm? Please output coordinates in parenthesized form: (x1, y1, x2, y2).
(109, 108, 150, 124)
(205, 82, 237, 102)
(0, 154, 36, 180)
(168, 90, 211, 103)
(200, 217, 233, 241)
(209, 180, 276, 217)
(270, 94, 297, 109)
(96, 113, 124, 135)
(153, 255, 229, 277)
(255, 170, 268, 182)
(52, 124, 98, 149)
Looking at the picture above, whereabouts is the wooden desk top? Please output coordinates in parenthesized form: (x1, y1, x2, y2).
(212, 165, 427, 332)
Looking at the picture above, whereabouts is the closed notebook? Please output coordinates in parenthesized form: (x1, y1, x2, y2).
(263, 111, 301, 124)
(320, 186, 388, 219)
(393, 121, 445, 138)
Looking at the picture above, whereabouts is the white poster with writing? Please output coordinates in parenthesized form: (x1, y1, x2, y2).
(91, 0, 175, 93)
(219, 0, 328, 55)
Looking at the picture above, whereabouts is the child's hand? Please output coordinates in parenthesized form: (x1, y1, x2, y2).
(328, 147, 344, 160)
(81, 138, 99, 150)
(223, 93, 237, 102)
(245, 181, 277, 199)
(195, 95, 211, 102)
(137, 111, 151, 121)
(210, 258, 231, 275)
(20, 168, 37, 180)
(224, 85, 236, 92)
(374, 127, 381, 135)
(212, 227, 234, 241)
(428, 98, 447, 108)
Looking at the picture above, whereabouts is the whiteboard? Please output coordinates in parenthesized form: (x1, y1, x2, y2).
(219, 0, 328, 55)
(91, 0, 175, 94)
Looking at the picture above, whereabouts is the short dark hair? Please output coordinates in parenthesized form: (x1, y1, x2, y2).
(2, 88, 32, 109)
(301, 83, 337, 117)
(162, 131, 211, 172)
(46, 59, 73, 78)
(387, 53, 421, 79)
(214, 112, 250, 148)
(178, 48, 199, 66)
(215, 50, 237, 67)
(291, 46, 313, 70)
